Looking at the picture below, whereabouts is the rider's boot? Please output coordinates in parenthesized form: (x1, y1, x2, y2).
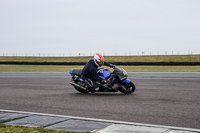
(90, 88, 95, 93)
(88, 87, 95, 93)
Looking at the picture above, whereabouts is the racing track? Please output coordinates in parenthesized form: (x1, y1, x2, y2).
(0, 72, 200, 129)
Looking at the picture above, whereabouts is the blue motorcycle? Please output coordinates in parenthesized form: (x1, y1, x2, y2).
(69, 66, 135, 94)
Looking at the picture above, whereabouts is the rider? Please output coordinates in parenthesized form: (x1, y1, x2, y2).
(82, 53, 113, 93)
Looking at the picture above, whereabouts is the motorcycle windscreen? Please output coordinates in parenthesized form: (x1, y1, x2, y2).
(114, 67, 128, 80)
(97, 69, 111, 79)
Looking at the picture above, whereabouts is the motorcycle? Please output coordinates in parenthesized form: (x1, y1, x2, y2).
(69, 66, 135, 94)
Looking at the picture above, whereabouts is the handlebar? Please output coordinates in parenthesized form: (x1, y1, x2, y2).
(110, 65, 116, 69)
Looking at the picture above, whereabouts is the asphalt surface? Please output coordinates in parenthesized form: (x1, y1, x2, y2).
(0, 72, 200, 129)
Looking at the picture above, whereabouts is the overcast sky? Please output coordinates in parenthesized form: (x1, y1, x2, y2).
(0, 0, 200, 56)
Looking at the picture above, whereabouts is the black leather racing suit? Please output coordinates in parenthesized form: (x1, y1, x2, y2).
(81, 59, 111, 90)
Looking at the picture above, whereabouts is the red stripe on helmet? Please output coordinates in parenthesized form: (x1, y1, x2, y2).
(96, 53, 104, 62)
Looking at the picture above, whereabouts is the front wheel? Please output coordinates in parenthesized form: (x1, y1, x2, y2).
(118, 82, 135, 94)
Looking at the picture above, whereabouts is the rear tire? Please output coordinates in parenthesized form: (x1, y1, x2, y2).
(119, 82, 135, 94)
(74, 86, 89, 93)
(71, 78, 89, 93)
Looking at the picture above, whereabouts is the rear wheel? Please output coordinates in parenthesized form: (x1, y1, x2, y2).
(71, 78, 89, 93)
(118, 82, 135, 94)
(74, 86, 89, 93)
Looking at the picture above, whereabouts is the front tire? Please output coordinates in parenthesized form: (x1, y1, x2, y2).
(119, 82, 135, 94)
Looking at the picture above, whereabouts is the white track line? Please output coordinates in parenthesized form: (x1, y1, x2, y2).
(0, 109, 200, 132)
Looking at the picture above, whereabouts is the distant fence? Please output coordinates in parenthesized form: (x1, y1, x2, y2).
(1, 51, 196, 57)
(0, 61, 200, 66)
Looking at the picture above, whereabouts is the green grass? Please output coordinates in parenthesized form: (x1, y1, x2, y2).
(0, 65, 199, 72)
(0, 65, 83, 72)
(0, 55, 200, 62)
(0, 55, 199, 72)
(0, 123, 90, 133)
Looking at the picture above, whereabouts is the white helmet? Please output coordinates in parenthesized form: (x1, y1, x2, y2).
(94, 53, 104, 67)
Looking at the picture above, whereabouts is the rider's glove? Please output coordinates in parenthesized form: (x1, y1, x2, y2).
(110, 64, 115, 68)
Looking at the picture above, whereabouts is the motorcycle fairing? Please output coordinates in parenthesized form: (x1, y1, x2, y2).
(122, 79, 131, 85)
(111, 78, 131, 85)
(113, 66, 128, 80)
(97, 69, 111, 79)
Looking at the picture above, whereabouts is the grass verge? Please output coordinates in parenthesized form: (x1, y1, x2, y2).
(1, 55, 200, 62)
(0, 65, 199, 72)
(0, 123, 90, 133)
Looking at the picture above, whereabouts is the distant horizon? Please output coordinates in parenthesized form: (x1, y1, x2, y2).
(1, 52, 198, 57)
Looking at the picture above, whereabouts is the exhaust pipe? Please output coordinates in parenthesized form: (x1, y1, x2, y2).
(70, 81, 87, 90)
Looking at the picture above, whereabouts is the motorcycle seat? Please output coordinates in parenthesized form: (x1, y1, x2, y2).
(71, 69, 82, 76)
